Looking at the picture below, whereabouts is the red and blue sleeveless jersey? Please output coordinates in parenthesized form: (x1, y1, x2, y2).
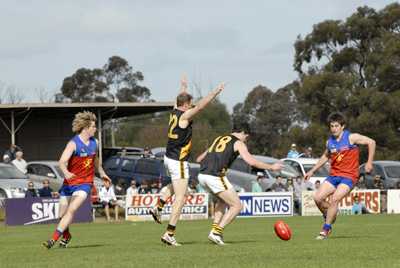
(63, 136, 97, 186)
(327, 130, 359, 182)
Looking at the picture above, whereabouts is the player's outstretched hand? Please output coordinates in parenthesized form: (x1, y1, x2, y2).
(304, 171, 313, 181)
(180, 74, 188, 92)
(101, 174, 112, 183)
(215, 82, 225, 94)
(271, 162, 283, 172)
(65, 171, 76, 180)
(365, 162, 373, 173)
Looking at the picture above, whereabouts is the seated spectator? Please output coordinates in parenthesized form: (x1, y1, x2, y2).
(377, 180, 385, 190)
(251, 180, 263, 192)
(303, 147, 313, 158)
(271, 176, 288, 192)
(287, 143, 300, 158)
(351, 195, 366, 215)
(38, 179, 58, 198)
(127, 179, 139, 196)
(286, 178, 294, 192)
(138, 179, 152, 194)
(150, 181, 160, 194)
(373, 175, 381, 189)
(3, 144, 21, 163)
(142, 146, 154, 158)
(188, 180, 198, 194)
(12, 151, 27, 174)
(126, 179, 138, 207)
(354, 174, 367, 190)
(396, 181, 400, 189)
(25, 181, 38, 198)
(99, 179, 119, 222)
(114, 179, 127, 210)
(314, 180, 321, 190)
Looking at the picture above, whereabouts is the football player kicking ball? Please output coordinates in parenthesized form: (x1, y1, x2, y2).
(196, 128, 283, 245)
(43, 111, 111, 249)
(304, 112, 376, 240)
(149, 75, 225, 246)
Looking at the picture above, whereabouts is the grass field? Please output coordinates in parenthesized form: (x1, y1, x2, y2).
(1, 214, 400, 268)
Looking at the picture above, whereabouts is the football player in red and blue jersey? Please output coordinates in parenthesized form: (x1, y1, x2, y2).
(305, 112, 375, 240)
(43, 111, 110, 249)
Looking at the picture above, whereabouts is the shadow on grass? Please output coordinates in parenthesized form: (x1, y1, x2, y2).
(329, 235, 376, 239)
(182, 240, 258, 245)
(66, 244, 105, 249)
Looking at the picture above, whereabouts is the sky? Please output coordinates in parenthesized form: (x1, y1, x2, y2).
(0, 0, 395, 110)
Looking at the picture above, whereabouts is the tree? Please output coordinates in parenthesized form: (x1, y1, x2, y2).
(59, 56, 151, 102)
(293, 3, 400, 161)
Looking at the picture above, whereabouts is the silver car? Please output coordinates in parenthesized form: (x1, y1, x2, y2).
(360, 160, 400, 189)
(226, 155, 299, 192)
(27, 161, 102, 191)
(0, 163, 39, 199)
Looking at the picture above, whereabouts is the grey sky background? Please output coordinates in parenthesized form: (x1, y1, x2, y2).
(0, 0, 395, 110)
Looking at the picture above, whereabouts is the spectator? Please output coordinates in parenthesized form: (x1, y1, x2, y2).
(271, 176, 288, 192)
(138, 179, 152, 194)
(287, 143, 300, 158)
(12, 151, 27, 174)
(251, 172, 264, 192)
(314, 180, 321, 190)
(126, 179, 139, 207)
(25, 181, 38, 198)
(38, 179, 58, 198)
(396, 181, 400, 189)
(303, 147, 313, 158)
(142, 146, 154, 158)
(150, 181, 160, 194)
(114, 179, 126, 212)
(351, 195, 366, 215)
(377, 180, 385, 190)
(3, 144, 21, 163)
(354, 174, 367, 190)
(188, 180, 199, 194)
(286, 178, 294, 192)
(127, 179, 139, 196)
(99, 179, 118, 222)
(121, 147, 127, 157)
(373, 175, 381, 189)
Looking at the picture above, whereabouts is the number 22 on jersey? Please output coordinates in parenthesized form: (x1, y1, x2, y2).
(168, 114, 178, 139)
(209, 136, 232, 153)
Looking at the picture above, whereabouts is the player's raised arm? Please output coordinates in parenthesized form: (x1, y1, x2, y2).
(235, 141, 283, 171)
(174, 75, 189, 109)
(58, 141, 76, 179)
(180, 82, 225, 121)
(350, 133, 376, 173)
(304, 148, 329, 181)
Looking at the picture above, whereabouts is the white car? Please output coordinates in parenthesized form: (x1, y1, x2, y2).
(282, 158, 330, 186)
(27, 161, 102, 192)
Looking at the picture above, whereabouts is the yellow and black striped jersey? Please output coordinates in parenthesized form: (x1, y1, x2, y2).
(200, 134, 239, 176)
(165, 109, 192, 161)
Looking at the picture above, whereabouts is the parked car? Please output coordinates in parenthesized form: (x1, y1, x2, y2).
(226, 155, 300, 192)
(26, 161, 102, 192)
(103, 147, 144, 162)
(103, 156, 171, 187)
(360, 161, 400, 189)
(281, 157, 329, 185)
(0, 163, 40, 199)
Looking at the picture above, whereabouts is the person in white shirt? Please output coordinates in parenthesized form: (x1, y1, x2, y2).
(99, 179, 118, 221)
(126, 179, 138, 208)
(12, 151, 27, 174)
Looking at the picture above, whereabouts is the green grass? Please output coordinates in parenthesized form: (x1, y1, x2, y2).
(1, 215, 400, 268)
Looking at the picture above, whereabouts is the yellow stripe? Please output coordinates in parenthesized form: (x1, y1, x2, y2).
(219, 176, 228, 190)
(179, 140, 192, 160)
(180, 161, 184, 179)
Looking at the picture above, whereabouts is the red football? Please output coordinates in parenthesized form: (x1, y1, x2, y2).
(274, 220, 292, 241)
